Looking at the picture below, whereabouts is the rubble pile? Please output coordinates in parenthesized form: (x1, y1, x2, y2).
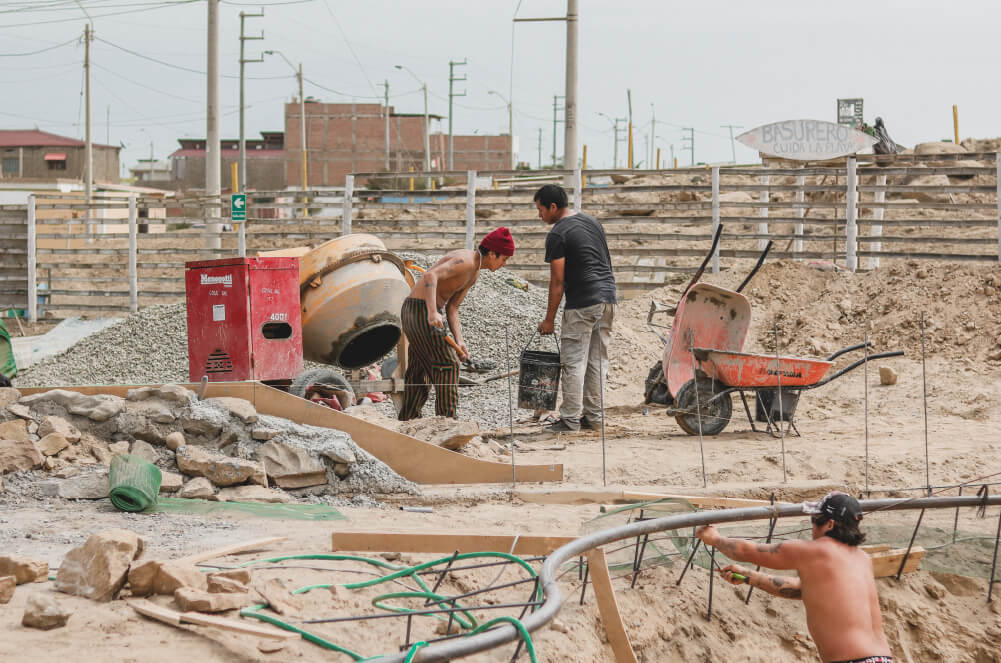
(0, 383, 417, 509)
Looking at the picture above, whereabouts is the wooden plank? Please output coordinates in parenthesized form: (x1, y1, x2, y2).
(586, 548, 638, 663)
(861, 544, 893, 554)
(128, 599, 301, 640)
(870, 547, 925, 578)
(331, 531, 575, 556)
(175, 536, 288, 564)
(513, 487, 779, 509)
(128, 598, 182, 626)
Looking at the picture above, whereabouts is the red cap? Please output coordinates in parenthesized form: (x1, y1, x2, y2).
(480, 227, 515, 256)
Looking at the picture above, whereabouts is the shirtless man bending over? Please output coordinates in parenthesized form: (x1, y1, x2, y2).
(696, 492, 892, 663)
(397, 227, 514, 420)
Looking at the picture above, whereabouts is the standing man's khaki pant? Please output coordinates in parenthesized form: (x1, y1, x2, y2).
(558, 302, 615, 429)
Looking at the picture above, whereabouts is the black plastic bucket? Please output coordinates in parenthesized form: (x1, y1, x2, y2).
(755, 389, 801, 423)
(518, 349, 561, 410)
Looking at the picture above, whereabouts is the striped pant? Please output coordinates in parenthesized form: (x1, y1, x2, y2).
(399, 298, 459, 420)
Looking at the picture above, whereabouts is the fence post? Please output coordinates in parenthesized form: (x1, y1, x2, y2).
(465, 170, 476, 250)
(237, 194, 246, 257)
(342, 175, 354, 236)
(758, 174, 769, 251)
(869, 174, 886, 270)
(794, 174, 805, 259)
(711, 166, 720, 274)
(846, 157, 858, 272)
(996, 152, 1000, 262)
(128, 195, 138, 314)
(573, 167, 582, 210)
(27, 194, 37, 323)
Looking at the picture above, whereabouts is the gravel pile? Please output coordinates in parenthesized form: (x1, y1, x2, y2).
(16, 258, 560, 429)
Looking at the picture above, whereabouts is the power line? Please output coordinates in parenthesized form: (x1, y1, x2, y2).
(0, 37, 77, 56)
(0, 1, 198, 28)
(94, 37, 293, 80)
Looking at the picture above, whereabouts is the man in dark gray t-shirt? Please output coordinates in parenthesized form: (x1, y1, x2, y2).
(535, 184, 616, 433)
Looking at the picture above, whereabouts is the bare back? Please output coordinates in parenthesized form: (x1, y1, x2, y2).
(408, 249, 480, 309)
(797, 538, 890, 662)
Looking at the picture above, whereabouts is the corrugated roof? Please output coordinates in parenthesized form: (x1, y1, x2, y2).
(0, 129, 118, 149)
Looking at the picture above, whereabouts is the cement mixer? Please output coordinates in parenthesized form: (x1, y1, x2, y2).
(184, 234, 415, 408)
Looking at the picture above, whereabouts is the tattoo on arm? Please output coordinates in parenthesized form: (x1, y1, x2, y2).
(756, 542, 783, 554)
(764, 574, 802, 599)
(714, 537, 739, 558)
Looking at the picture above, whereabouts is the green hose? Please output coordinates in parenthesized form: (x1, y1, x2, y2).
(237, 552, 540, 661)
(108, 454, 162, 512)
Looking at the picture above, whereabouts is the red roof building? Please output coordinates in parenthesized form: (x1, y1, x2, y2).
(0, 129, 119, 182)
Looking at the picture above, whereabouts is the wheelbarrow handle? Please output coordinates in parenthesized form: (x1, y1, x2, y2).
(681, 223, 724, 296)
(825, 340, 872, 362)
(736, 240, 773, 293)
(809, 350, 905, 389)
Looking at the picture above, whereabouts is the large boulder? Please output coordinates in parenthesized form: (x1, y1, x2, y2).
(258, 441, 327, 489)
(38, 470, 109, 500)
(175, 445, 266, 487)
(0, 438, 43, 473)
(205, 397, 258, 424)
(126, 384, 194, 403)
(0, 419, 31, 443)
(22, 593, 72, 630)
(128, 560, 206, 597)
(20, 390, 125, 422)
(54, 529, 145, 602)
(0, 555, 49, 584)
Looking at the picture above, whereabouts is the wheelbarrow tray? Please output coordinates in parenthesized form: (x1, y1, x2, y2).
(693, 348, 833, 388)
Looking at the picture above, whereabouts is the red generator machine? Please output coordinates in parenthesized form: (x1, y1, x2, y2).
(185, 257, 303, 383)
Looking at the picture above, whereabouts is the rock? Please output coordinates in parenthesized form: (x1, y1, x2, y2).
(126, 560, 160, 597)
(879, 366, 898, 386)
(435, 619, 463, 635)
(72, 394, 126, 422)
(205, 396, 259, 424)
(108, 440, 130, 456)
(165, 431, 185, 451)
(159, 471, 183, 493)
(216, 485, 293, 503)
(176, 445, 267, 487)
(39, 471, 109, 500)
(550, 618, 569, 634)
(0, 438, 43, 473)
(6, 403, 33, 420)
(55, 528, 144, 602)
(126, 384, 194, 403)
(0, 556, 48, 584)
(131, 399, 176, 424)
(258, 441, 327, 489)
(333, 463, 350, 478)
(180, 416, 222, 438)
(988, 348, 1001, 362)
(130, 440, 159, 464)
(209, 568, 252, 585)
(178, 477, 215, 499)
(0, 387, 21, 410)
(0, 575, 14, 604)
(38, 416, 81, 444)
(37, 433, 71, 457)
(398, 417, 480, 450)
(257, 641, 286, 654)
(0, 418, 31, 442)
(320, 446, 357, 466)
(174, 587, 249, 613)
(21, 592, 72, 630)
(251, 428, 280, 441)
(252, 579, 300, 615)
(207, 575, 248, 594)
(53, 465, 80, 479)
(154, 562, 208, 595)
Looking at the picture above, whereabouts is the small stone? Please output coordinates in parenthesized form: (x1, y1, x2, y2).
(38, 416, 81, 444)
(328, 584, 341, 599)
(205, 396, 259, 424)
(127, 560, 161, 597)
(0, 418, 31, 442)
(54, 528, 144, 602)
(257, 641, 286, 654)
(159, 471, 183, 493)
(0, 438, 43, 473)
(333, 463, 350, 478)
(435, 619, 462, 635)
(6, 403, 32, 420)
(0, 575, 15, 603)
(153, 562, 207, 595)
(165, 431, 185, 451)
(216, 485, 292, 503)
(988, 348, 1001, 362)
(174, 587, 249, 613)
(879, 366, 898, 386)
(251, 428, 279, 441)
(0, 556, 48, 584)
(380, 552, 401, 561)
(207, 575, 248, 594)
(37, 433, 71, 457)
(0, 387, 21, 410)
(22, 592, 72, 630)
(53, 465, 80, 479)
(320, 447, 357, 465)
(130, 440, 159, 464)
(179, 477, 215, 499)
(208, 568, 252, 585)
(916, 269, 928, 279)
(925, 582, 946, 600)
(252, 578, 300, 615)
(109, 441, 130, 456)
(550, 619, 569, 634)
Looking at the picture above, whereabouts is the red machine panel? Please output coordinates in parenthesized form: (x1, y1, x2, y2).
(185, 257, 303, 382)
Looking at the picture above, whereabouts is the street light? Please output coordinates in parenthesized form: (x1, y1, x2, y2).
(488, 90, 514, 169)
(265, 50, 306, 195)
(395, 64, 430, 188)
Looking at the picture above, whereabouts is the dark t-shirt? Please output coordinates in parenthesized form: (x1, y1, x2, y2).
(544, 212, 617, 309)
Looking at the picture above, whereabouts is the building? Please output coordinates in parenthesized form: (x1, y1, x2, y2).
(0, 129, 119, 183)
(168, 132, 285, 192)
(285, 101, 513, 187)
(129, 159, 172, 187)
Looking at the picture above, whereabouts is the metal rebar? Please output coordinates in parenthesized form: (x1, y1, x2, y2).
(414, 556, 546, 576)
(506, 324, 515, 487)
(864, 333, 870, 497)
(630, 534, 650, 589)
(509, 577, 541, 663)
(578, 561, 590, 605)
(895, 508, 925, 580)
(599, 326, 607, 487)
(952, 485, 963, 544)
(989, 506, 1001, 602)
(775, 322, 787, 483)
(745, 492, 777, 604)
(676, 539, 701, 586)
(304, 599, 544, 625)
(920, 312, 930, 492)
(425, 550, 459, 606)
(707, 546, 716, 621)
(404, 613, 413, 648)
(688, 330, 708, 488)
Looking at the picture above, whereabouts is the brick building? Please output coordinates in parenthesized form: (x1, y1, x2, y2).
(0, 129, 119, 182)
(168, 131, 285, 192)
(285, 101, 512, 187)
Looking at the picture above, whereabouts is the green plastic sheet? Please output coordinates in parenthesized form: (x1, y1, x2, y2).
(109, 454, 162, 512)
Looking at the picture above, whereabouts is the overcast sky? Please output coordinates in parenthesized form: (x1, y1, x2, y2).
(3, 0, 999, 176)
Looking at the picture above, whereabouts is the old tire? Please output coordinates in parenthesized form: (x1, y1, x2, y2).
(674, 377, 732, 436)
(644, 361, 671, 406)
(290, 368, 355, 408)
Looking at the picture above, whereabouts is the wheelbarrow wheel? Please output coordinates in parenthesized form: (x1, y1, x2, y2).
(674, 377, 732, 436)
(644, 360, 671, 406)
(290, 368, 355, 409)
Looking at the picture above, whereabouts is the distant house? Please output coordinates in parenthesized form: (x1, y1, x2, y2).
(129, 159, 172, 187)
(0, 129, 119, 182)
(168, 132, 285, 192)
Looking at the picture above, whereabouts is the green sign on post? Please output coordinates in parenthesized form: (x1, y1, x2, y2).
(231, 193, 246, 222)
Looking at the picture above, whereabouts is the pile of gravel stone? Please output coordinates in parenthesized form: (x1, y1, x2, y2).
(15, 260, 559, 428)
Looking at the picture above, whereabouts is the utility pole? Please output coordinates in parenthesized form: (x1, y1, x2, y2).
(381, 80, 389, 171)
(682, 127, 694, 166)
(238, 9, 264, 193)
(537, 127, 543, 169)
(298, 63, 306, 192)
(206, 0, 221, 251)
(447, 58, 466, 171)
(552, 95, 564, 167)
(563, 0, 579, 179)
(626, 89, 633, 168)
(84, 23, 92, 231)
(106, 105, 109, 145)
(721, 124, 743, 164)
(670, 143, 675, 169)
(650, 103, 656, 168)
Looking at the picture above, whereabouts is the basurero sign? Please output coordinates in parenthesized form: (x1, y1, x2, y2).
(737, 119, 877, 161)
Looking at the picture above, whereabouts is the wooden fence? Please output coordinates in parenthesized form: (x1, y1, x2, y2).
(2, 151, 999, 321)
(0, 205, 29, 313)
